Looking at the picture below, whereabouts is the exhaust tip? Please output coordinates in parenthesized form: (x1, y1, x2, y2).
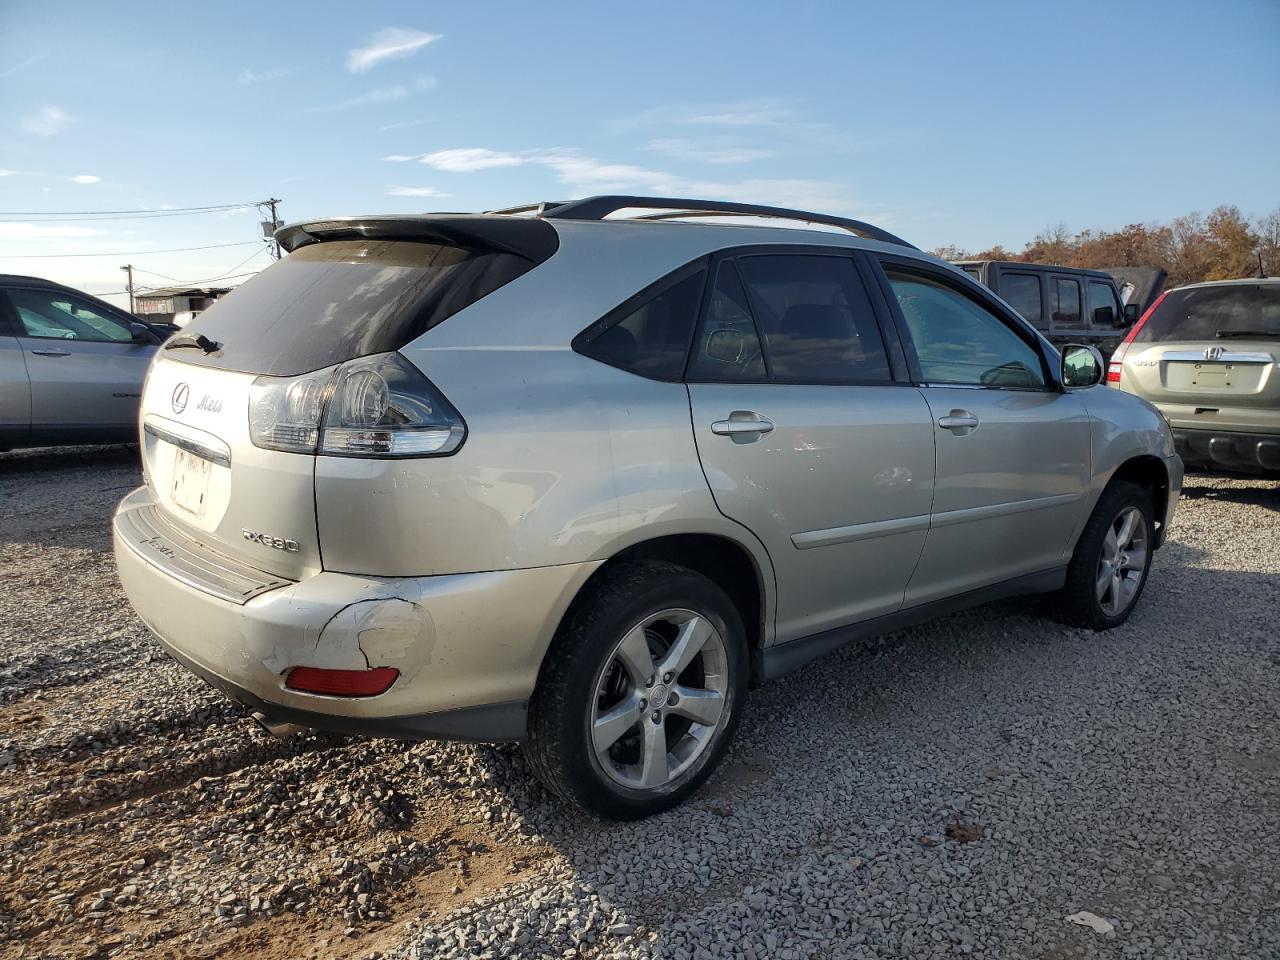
(251, 711, 307, 739)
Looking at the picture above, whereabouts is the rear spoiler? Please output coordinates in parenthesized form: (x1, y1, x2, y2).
(275, 215, 560, 262)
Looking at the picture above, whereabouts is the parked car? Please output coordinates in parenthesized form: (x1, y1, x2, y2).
(113, 196, 1182, 819)
(954, 261, 1139, 359)
(0, 275, 170, 452)
(1109, 277, 1280, 473)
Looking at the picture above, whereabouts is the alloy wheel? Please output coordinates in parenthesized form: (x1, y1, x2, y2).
(589, 608, 729, 791)
(1096, 505, 1149, 617)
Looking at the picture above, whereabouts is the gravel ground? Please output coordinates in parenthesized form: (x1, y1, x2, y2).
(1, 446, 1277, 960)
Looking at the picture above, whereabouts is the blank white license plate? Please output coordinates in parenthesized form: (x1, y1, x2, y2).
(171, 448, 213, 517)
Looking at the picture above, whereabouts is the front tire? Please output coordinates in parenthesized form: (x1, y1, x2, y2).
(1051, 481, 1154, 630)
(526, 561, 748, 820)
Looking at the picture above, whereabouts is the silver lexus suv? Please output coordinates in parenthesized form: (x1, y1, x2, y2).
(113, 196, 1182, 819)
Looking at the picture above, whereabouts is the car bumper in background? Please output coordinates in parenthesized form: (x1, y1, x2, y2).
(1171, 428, 1280, 473)
(112, 486, 600, 741)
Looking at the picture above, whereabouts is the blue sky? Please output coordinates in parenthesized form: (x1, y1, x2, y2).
(1, 0, 1277, 308)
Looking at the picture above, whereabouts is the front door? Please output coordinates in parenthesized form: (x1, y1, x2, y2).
(875, 261, 1091, 605)
(3, 286, 155, 443)
(686, 252, 936, 643)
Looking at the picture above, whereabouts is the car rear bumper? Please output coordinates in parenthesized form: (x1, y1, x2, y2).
(113, 485, 601, 741)
(1171, 428, 1280, 473)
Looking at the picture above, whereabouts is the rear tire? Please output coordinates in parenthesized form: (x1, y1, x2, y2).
(1051, 481, 1154, 630)
(526, 561, 748, 820)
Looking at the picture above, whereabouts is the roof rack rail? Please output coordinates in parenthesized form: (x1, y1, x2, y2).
(538, 195, 916, 249)
(484, 201, 569, 217)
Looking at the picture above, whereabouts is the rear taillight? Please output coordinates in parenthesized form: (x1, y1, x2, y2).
(248, 352, 465, 458)
(285, 666, 399, 697)
(1107, 291, 1168, 387)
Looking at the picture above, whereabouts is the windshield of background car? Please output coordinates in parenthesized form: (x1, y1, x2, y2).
(1135, 284, 1280, 342)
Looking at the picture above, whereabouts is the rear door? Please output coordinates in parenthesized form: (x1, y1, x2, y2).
(686, 250, 936, 643)
(873, 258, 1091, 605)
(3, 286, 154, 442)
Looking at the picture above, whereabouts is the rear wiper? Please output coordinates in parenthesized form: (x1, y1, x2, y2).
(164, 333, 222, 354)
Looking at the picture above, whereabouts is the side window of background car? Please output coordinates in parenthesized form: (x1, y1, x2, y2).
(576, 268, 706, 380)
(1052, 278, 1082, 326)
(736, 254, 891, 383)
(687, 261, 767, 381)
(1001, 273, 1043, 326)
(8, 288, 133, 342)
(884, 267, 1047, 389)
(1087, 280, 1120, 326)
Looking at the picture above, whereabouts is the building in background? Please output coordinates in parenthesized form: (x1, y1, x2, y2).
(133, 285, 231, 327)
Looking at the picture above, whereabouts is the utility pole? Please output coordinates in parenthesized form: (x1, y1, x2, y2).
(266, 198, 282, 260)
(120, 264, 135, 314)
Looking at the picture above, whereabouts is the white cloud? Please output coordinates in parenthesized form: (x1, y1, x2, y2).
(0, 223, 102, 240)
(379, 117, 434, 133)
(238, 67, 291, 85)
(0, 169, 17, 177)
(21, 105, 73, 137)
(418, 148, 527, 172)
(383, 154, 415, 162)
(646, 138, 773, 165)
(70, 174, 101, 184)
(347, 28, 441, 73)
(302, 76, 435, 114)
(616, 98, 803, 130)
(386, 185, 450, 197)
(0, 53, 44, 79)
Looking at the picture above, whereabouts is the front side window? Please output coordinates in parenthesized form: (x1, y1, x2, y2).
(576, 269, 705, 380)
(1052, 278, 1082, 326)
(8, 289, 133, 342)
(1087, 280, 1120, 326)
(884, 268, 1046, 389)
(1001, 273, 1043, 325)
(687, 261, 766, 381)
(736, 254, 890, 383)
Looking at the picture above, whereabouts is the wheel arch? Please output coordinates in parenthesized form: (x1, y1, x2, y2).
(1106, 455, 1171, 547)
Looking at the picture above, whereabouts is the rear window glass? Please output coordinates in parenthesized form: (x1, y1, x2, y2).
(171, 240, 540, 376)
(1136, 284, 1280, 342)
(1001, 274, 1042, 325)
(575, 269, 706, 380)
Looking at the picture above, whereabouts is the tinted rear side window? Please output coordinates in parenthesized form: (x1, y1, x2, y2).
(1052, 278, 1082, 326)
(687, 261, 767, 381)
(1135, 283, 1280, 342)
(172, 239, 541, 376)
(575, 269, 706, 380)
(736, 254, 890, 383)
(1001, 273, 1042, 325)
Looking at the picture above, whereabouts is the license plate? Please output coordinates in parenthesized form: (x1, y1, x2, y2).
(171, 448, 213, 517)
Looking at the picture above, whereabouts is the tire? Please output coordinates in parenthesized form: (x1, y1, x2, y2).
(526, 561, 748, 820)
(1050, 480, 1155, 630)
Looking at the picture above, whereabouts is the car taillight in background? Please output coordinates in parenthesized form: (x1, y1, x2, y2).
(248, 351, 465, 457)
(1107, 290, 1168, 386)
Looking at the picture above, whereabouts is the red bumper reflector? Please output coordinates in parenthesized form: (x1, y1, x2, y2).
(285, 666, 399, 697)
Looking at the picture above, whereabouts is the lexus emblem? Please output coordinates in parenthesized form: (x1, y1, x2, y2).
(171, 383, 189, 414)
(1204, 346, 1225, 361)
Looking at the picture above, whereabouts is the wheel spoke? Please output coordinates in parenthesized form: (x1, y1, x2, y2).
(1122, 546, 1148, 571)
(657, 615, 712, 679)
(1096, 565, 1113, 601)
(592, 692, 643, 752)
(669, 686, 724, 727)
(1111, 572, 1124, 607)
(1116, 510, 1137, 549)
(1103, 525, 1120, 559)
(639, 719, 669, 787)
(613, 624, 654, 685)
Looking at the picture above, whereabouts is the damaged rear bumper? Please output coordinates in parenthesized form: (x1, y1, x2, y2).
(113, 486, 601, 741)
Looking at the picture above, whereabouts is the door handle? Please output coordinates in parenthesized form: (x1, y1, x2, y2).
(937, 410, 980, 434)
(711, 412, 775, 440)
(30, 348, 72, 357)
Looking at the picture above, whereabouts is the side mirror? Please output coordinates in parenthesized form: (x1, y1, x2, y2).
(1122, 303, 1140, 326)
(1061, 344, 1104, 388)
(705, 328, 747, 364)
(129, 321, 155, 344)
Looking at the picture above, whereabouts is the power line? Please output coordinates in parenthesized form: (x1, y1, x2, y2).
(0, 200, 271, 219)
(131, 247, 272, 289)
(0, 240, 261, 259)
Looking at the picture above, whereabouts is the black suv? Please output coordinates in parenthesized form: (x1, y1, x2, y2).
(954, 261, 1138, 359)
